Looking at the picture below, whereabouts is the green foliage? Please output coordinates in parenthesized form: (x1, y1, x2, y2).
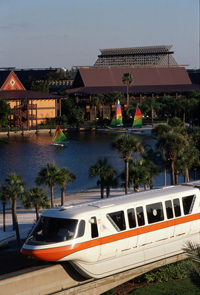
(130, 277, 200, 295)
(89, 158, 117, 198)
(0, 98, 11, 127)
(134, 260, 190, 284)
(106, 91, 124, 105)
(61, 97, 84, 126)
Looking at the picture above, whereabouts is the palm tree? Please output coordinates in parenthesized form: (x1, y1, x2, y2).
(89, 158, 116, 199)
(90, 96, 101, 125)
(152, 124, 172, 186)
(0, 185, 7, 232)
(158, 132, 189, 185)
(124, 159, 150, 192)
(96, 94, 105, 122)
(2, 173, 25, 245)
(181, 143, 200, 183)
(56, 167, 76, 206)
(161, 96, 177, 124)
(145, 97, 160, 127)
(103, 168, 118, 198)
(21, 186, 50, 221)
(122, 73, 133, 108)
(178, 98, 198, 124)
(112, 134, 144, 194)
(36, 162, 60, 208)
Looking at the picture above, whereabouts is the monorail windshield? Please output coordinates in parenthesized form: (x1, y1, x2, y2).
(26, 216, 85, 245)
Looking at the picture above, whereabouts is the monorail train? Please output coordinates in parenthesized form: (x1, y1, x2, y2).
(21, 182, 200, 279)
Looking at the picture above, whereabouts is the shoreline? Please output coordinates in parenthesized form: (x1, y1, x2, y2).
(0, 124, 155, 138)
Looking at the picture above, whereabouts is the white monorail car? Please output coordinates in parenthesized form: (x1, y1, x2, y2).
(21, 182, 200, 279)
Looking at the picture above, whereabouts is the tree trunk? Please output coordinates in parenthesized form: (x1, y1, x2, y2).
(13, 198, 20, 246)
(36, 205, 40, 221)
(125, 159, 129, 194)
(12, 203, 15, 230)
(94, 106, 97, 126)
(151, 106, 153, 127)
(50, 186, 54, 208)
(3, 201, 6, 232)
(184, 168, 189, 183)
(144, 184, 147, 190)
(127, 85, 129, 107)
(162, 149, 166, 186)
(100, 180, 104, 199)
(61, 188, 65, 206)
(183, 111, 185, 123)
(171, 160, 175, 185)
(175, 172, 178, 184)
(106, 186, 110, 198)
(150, 177, 153, 189)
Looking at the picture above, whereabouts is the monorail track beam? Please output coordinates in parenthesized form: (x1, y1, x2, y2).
(0, 253, 187, 295)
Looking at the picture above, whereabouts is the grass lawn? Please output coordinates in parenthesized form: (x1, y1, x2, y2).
(130, 278, 200, 295)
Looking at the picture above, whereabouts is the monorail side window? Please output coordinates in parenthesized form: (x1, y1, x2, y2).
(146, 202, 164, 224)
(136, 207, 145, 226)
(173, 198, 181, 217)
(165, 200, 173, 219)
(107, 211, 126, 231)
(77, 220, 85, 238)
(182, 195, 196, 215)
(127, 208, 136, 228)
(91, 217, 98, 238)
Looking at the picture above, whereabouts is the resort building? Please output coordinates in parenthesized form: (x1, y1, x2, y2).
(92, 45, 179, 68)
(0, 70, 64, 128)
(69, 45, 199, 121)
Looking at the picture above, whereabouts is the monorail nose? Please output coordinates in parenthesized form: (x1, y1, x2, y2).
(20, 243, 74, 262)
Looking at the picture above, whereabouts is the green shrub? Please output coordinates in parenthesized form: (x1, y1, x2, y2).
(134, 260, 191, 284)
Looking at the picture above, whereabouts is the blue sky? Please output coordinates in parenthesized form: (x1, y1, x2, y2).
(0, 0, 199, 69)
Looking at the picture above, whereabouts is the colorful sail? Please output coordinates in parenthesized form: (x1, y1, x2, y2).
(132, 106, 142, 128)
(110, 100, 123, 127)
(52, 126, 68, 143)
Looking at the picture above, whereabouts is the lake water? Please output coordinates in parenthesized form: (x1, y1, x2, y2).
(0, 130, 187, 210)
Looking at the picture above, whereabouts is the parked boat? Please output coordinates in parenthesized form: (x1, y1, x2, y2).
(110, 100, 123, 128)
(51, 126, 68, 146)
(132, 106, 142, 128)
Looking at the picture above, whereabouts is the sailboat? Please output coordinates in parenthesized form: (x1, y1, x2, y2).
(51, 125, 68, 146)
(132, 106, 142, 128)
(110, 100, 123, 128)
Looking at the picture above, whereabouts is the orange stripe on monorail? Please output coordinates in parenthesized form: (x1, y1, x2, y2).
(21, 212, 200, 261)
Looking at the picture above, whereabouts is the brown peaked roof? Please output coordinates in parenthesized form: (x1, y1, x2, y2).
(69, 67, 198, 95)
(76, 67, 192, 87)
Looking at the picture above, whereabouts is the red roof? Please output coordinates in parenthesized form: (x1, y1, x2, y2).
(68, 67, 198, 95)
(76, 67, 192, 87)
